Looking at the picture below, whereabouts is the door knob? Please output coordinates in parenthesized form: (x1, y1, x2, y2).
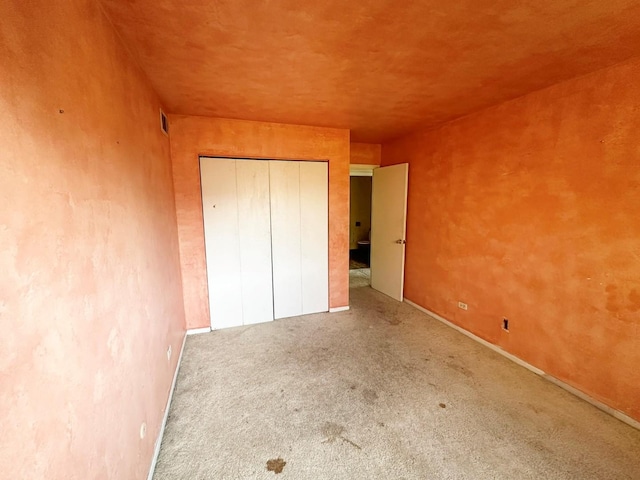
(395, 239, 406, 244)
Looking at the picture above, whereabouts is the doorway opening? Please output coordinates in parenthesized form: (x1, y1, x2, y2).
(349, 165, 375, 287)
(350, 162, 409, 299)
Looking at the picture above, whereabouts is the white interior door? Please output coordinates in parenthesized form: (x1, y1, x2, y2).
(200, 158, 244, 328)
(235, 160, 274, 325)
(269, 161, 303, 319)
(370, 163, 409, 301)
(300, 162, 329, 314)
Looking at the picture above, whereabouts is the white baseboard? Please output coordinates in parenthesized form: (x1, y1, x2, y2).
(147, 332, 187, 480)
(186, 327, 211, 335)
(329, 306, 350, 313)
(403, 299, 544, 375)
(404, 298, 640, 432)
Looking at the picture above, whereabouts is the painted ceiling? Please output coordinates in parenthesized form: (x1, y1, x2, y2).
(100, 0, 640, 142)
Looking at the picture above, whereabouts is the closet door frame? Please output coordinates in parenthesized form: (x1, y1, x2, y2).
(199, 156, 330, 328)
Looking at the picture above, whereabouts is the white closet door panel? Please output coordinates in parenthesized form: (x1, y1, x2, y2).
(300, 162, 329, 314)
(236, 160, 274, 325)
(200, 158, 243, 329)
(270, 161, 303, 319)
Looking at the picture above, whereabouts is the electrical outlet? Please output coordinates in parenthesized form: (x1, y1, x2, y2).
(167, 345, 172, 361)
(458, 301, 468, 310)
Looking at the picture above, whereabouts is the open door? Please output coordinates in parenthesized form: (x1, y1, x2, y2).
(370, 163, 408, 301)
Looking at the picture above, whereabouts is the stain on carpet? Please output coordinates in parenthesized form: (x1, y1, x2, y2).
(446, 361, 474, 378)
(321, 422, 345, 443)
(377, 305, 402, 325)
(266, 458, 286, 474)
(363, 388, 379, 404)
(321, 422, 362, 450)
(439, 403, 447, 408)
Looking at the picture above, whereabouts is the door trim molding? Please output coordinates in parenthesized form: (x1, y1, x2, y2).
(350, 164, 378, 177)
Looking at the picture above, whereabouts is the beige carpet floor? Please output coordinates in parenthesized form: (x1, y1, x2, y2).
(153, 271, 640, 479)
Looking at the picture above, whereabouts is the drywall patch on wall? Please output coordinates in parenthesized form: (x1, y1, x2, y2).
(381, 57, 640, 422)
(350, 142, 381, 165)
(0, 0, 186, 478)
(169, 115, 350, 329)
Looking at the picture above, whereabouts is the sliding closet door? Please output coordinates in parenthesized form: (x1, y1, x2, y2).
(270, 160, 329, 319)
(200, 158, 243, 329)
(235, 160, 274, 325)
(202, 157, 328, 327)
(200, 157, 274, 328)
(269, 161, 303, 319)
(300, 162, 329, 314)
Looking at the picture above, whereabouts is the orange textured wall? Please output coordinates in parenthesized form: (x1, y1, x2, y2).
(0, 1, 186, 478)
(170, 115, 350, 329)
(382, 58, 640, 421)
(350, 142, 381, 165)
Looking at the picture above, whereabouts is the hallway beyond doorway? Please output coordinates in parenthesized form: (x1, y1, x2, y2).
(349, 268, 370, 288)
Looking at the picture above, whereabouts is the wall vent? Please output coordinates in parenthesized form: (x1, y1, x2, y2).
(160, 109, 169, 135)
